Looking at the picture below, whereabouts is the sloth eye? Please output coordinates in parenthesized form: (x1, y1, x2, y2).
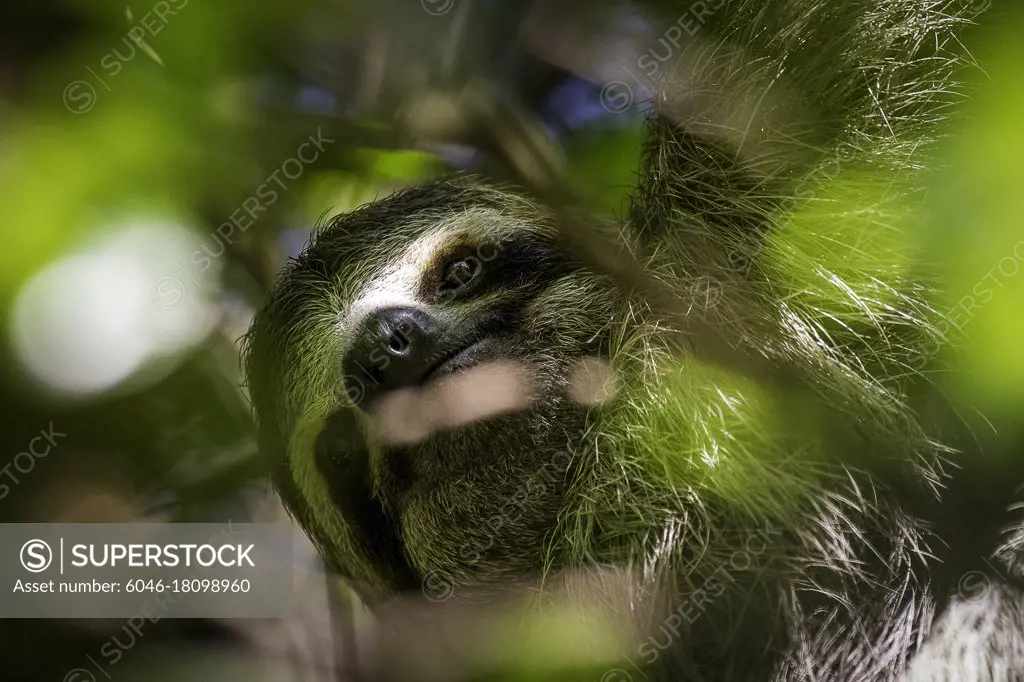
(439, 256, 482, 293)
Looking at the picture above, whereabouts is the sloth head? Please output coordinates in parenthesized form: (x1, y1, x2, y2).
(244, 176, 627, 598)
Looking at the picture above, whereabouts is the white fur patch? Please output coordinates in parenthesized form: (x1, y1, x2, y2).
(342, 229, 455, 337)
(900, 587, 1024, 681)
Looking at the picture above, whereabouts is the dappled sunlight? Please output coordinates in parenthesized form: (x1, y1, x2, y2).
(9, 222, 219, 397)
(369, 360, 537, 446)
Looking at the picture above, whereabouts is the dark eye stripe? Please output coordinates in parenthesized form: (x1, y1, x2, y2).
(424, 236, 575, 303)
(440, 255, 483, 293)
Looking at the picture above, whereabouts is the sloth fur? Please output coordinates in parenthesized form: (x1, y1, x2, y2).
(243, 0, 1024, 679)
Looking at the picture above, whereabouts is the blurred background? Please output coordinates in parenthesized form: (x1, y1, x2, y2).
(0, 0, 1022, 680)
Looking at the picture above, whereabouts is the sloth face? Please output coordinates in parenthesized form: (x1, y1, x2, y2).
(244, 178, 622, 597)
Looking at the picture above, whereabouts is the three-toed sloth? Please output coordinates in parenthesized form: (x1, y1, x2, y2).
(243, 0, 1024, 679)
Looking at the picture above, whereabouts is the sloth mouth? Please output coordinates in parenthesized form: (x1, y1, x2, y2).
(368, 335, 535, 451)
(422, 337, 495, 383)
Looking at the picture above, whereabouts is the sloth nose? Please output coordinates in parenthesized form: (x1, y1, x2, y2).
(342, 307, 441, 408)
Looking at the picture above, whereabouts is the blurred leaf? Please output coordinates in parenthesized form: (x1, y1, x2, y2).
(928, 26, 1024, 411)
